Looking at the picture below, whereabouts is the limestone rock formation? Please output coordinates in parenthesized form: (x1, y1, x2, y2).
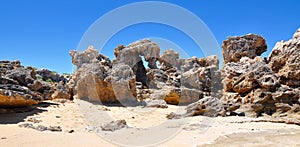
(221, 29, 300, 118)
(0, 61, 70, 107)
(72, 40, 222, 106)
(185, 97, 225, 117)
(167, 96, 225, 119)
(71, 39, 223, 106)
(113, 39, 160, 86)
(70, 29, 299, 122)
(268, 28, 300, 87)
(109, 63, 137, 103)
(70, 46, 137, 103)
(51, 81, 71, 99)
(222, 34, 267, 63)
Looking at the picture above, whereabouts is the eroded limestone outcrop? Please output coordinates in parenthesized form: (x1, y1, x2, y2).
(0, 61, 71, 107)
(70, 28, 299, 124)
(222, 34, 267, 64)
(70, 46, 137, 103)
(221, 29, 300, 118)
(71, 39, 221, 105)
(268, 28, 300, 87)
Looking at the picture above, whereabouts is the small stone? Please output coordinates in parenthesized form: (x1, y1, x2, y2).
(101, 119, 128, 132)
(48, 126, 62, 132)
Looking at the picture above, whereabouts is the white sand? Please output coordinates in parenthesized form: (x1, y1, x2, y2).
(1, 99, 300, 147)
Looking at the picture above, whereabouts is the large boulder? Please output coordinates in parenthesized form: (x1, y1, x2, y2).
(222, 34, 267, 64)
(70, 47, 137, 103)
(109, 63, 137, 103)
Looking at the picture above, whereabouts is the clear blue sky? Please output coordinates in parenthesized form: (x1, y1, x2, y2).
(1, 0, 300, 73)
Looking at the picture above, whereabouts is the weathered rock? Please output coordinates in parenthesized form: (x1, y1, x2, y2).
(163, 87, 204, 105)
(185, 97, 225, 117)
(220, 30, 300, 118)
(51, 81, 71, 99)
(109, 63, 137, 104)
(222, 34, 267, 63)
(113, 39, 160, 86)
(70, 48, 137, 103)
(5, 67, 36, 87)
(268, 28, 300, 87)
(0, 85, 41, 107)
(19, 123, 62, 132)
(222, 57, 278, 94)
(167, 97, 225, 119)
(166, 112, 183, 119)
(0, 60, 21, 76)
(36, 69, 68, 83)
(101, 119, 128, 132)
(145, 99, 168, 108)
(97, 54, 112, 68)
(159, 49, 179, 70)
(70, 46, 99, 68)
(0, 60, 70, 107)
(146, 69, 168, 89)
(133, 49, 221, 105)
(272, 85, 299, 104)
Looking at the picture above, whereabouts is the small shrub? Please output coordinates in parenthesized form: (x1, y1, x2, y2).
(46, 79, 54, 83)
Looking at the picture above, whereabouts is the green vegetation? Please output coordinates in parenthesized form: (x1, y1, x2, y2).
(46, 79, 54, 84)
(36, 74, 43, 82)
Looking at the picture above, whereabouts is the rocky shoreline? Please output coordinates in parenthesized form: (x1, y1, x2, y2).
(1, 28, 300, 130)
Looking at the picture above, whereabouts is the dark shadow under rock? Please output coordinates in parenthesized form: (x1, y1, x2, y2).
(0, 102, 58, 124)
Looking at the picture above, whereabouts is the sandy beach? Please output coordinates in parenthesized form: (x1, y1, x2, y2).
(1, 99, 300, 147)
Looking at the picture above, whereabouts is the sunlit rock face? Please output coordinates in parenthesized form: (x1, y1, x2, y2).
(221, 29, 300, 118)
(222, 34, 267, 64)
(0, 60, 70, 107)
(268, 28, 300, 87)
(70, 45, 138, 104)
(71, 39, 221, 105)
(70, 28, 300, 120)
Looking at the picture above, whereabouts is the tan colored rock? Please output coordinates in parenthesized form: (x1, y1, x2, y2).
(113, 39, 160, 86)
(0, 84, 41, 107)
(268, 28, 300, 87)
(164, 88, 203, 105)
(222, 34, 267, 63)
(159, 49, 179, 70)
(70, 46, 99, 68)
(70, 47, 137, 103)
(0, 60, 68, 107)
(222, 57, 278, 94)
(164, 89, 180, 105)
(185, 97, 225, 117)
(51, 81, 71, 99)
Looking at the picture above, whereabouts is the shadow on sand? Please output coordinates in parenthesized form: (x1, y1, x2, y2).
(80, 97, 147, 107)
(0, 102, 59, 124)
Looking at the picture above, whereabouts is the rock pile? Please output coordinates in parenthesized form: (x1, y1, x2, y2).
(0, 61, 71, 107)
(71, 39, 221, 105)
(221, 29, 300, 117)
(2, 27, 299, 125)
